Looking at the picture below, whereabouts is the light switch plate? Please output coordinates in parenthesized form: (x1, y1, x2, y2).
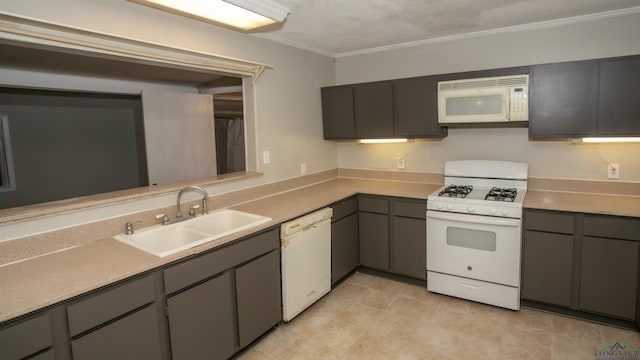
(397, 156, 406, 170)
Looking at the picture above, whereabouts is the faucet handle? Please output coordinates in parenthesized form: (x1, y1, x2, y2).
(155, 213, 170, 225)
(189, 205, 200, 216)
(125, 220, 143, 235)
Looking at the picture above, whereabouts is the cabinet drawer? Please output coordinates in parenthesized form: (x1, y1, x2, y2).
(0, 313, 52, 360)
(164, 228, 279, 294)
(394, 199, 426, 219)
(358, 196, 389, 214)
(331, 197, 358, 222)
(583, 215, 640, 241)
(67, 275, 155, 337)
(71, 304, 162, 360)
(525, 210, 574, 234)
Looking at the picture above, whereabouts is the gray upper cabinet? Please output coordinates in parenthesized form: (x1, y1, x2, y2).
(598, 56, 640, 135)
(321, 85, 356, 139)
(529, 60, 600, 138)
(393, 76, 445, 138)
(529, 55, 640, 138)
(321, 78, 445, 140)
(354, 81, 395, 138)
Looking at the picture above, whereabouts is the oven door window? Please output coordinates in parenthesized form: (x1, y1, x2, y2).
(446, 226, 496, 252)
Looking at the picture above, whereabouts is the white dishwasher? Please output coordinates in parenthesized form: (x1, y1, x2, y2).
(280, 207, 332, 322)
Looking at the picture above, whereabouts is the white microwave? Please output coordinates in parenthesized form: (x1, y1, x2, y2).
(437, 74, 529, 124)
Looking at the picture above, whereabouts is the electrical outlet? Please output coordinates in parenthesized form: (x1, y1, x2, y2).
(262, 150, 270, 164)
(608, 163, 620, 179)
(300, 162, 307, 175)
(397, 156, 406, 170)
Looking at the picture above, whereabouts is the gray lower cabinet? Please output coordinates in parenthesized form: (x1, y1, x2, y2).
(580, 236, 638, 319)
(1, 229, 281, 360)
(67, 274, 164, 360)
(0, 313, 53, 360)
(331, 197, 359, 284)
(167, 272, 235, 360)
(522, 230, 574, 307)
(236, 250, 281, 348)
(359, 195, 427, 280)
(163, 228, 281, 360)
(391, 199, 427, 280)
(579, 214, 640, 320)
(523, 209, 640, 323)
(359, 196, 390, 271)
(71, 305, 163, 360)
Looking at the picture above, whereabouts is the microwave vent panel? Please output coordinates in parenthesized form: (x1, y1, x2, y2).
(438, 74, 529, 91)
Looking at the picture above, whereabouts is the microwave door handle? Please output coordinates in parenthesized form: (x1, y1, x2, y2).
(427, 211, 521, 227)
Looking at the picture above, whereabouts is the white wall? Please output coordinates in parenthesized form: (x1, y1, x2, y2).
(335, 12, 640, 181)
(0, 0, 337, 185)
(0, 0, 337, 239)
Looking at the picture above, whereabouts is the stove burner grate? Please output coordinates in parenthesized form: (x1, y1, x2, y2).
(485, 187, 517, 202)
(439, 185, 473, 198)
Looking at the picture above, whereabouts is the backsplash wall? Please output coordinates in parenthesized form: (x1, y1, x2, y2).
(336, 11, 640, 183)
(338, 128, 640, 182)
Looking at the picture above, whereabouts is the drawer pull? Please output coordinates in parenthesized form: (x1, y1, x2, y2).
(460, 283, 480, 290)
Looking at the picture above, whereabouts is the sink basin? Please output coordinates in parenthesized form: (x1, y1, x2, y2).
(114, 209, 272, 257)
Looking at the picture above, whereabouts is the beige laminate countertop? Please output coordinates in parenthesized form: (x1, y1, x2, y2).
(524, 190, 640, 218)
(2, 178, 638, 324)
(0, 178, 439, 324)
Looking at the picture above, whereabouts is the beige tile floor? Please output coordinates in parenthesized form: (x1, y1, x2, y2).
(237, 272, 640, 360)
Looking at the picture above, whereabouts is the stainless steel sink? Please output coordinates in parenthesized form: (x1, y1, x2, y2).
(114, 209, 272, 257)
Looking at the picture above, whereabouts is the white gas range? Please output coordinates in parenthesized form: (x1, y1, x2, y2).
(426, 160, 528, 310)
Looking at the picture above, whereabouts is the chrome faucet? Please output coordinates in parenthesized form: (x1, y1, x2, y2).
(176, 185, 209, 218)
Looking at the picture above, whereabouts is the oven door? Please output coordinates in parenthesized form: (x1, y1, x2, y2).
(426, 210, 521, 287)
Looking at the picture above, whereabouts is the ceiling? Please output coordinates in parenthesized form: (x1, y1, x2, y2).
(253, 0, 640, 57)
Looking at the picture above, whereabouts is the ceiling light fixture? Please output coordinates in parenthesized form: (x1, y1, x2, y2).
(581, 137, 640, 143)
(129, 0, 289, 31)
(357, 139, 409, 144)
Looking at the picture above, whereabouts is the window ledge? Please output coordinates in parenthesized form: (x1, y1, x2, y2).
(0, 171, 263, 224)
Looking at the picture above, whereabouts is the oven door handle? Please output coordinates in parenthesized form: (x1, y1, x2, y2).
(427, 211, 521, 227)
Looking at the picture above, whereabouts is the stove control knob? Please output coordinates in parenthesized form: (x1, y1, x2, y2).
(490, 207, 498, 215)
(436, 202, 444, 210)
(467, 206, 475, 213)
(501, 208, 510, 216)
(447, 203, 454, 210)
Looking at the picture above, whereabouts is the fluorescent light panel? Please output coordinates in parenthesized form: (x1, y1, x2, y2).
(581, 137, 640, 143)
(130, 0, 289, 31)
(357, 139, 409, 144)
